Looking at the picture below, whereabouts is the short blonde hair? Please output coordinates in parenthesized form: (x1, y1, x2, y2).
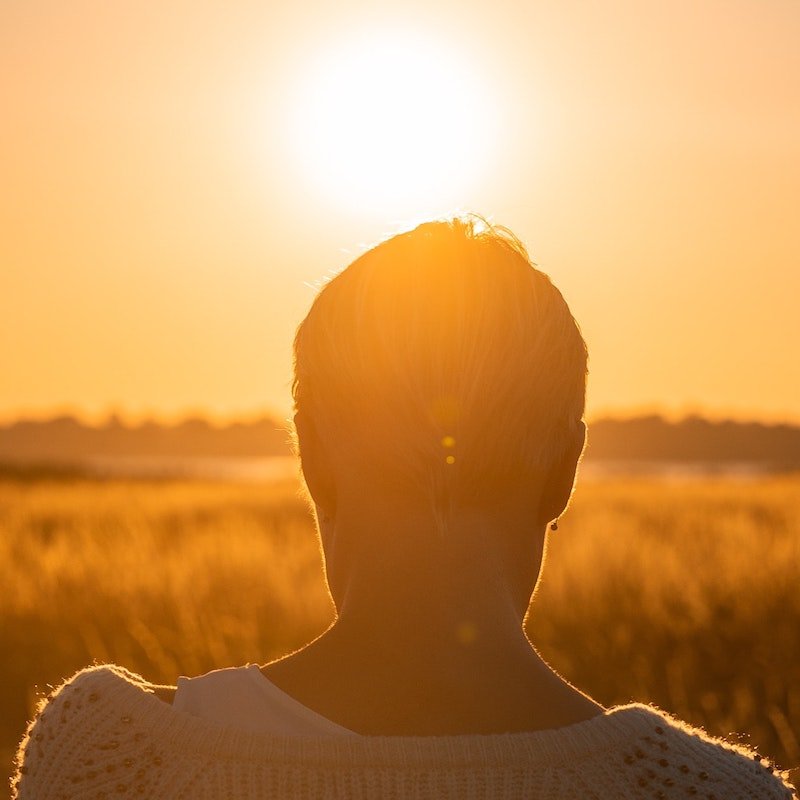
(293, 216, 587, 516)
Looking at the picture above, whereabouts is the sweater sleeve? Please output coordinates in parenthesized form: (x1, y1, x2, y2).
(12, 665, 172, 800)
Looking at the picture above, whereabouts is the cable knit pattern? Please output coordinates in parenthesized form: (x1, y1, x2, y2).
(13, 665, 796, 799)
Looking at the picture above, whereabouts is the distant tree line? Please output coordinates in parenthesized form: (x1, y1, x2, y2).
(586, 415, 800, 468)
(0, 415, 292, 461)
(0, 413, 799, 467)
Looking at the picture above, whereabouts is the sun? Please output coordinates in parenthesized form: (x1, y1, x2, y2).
(288, 30, 495, 215)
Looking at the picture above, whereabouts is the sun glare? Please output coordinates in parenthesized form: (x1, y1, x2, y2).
(289, 31, 495, 215)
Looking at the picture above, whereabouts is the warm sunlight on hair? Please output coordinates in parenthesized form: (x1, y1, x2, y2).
(289, 31, 495, 214)
(293, 215, 587, 525)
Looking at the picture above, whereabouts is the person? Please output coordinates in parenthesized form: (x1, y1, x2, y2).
(13, 217, 796, 798)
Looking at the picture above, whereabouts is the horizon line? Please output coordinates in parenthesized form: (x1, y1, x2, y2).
(1, 405, 799, 429)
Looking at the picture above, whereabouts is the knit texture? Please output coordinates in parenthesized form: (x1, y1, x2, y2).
(13, 664, 796, 799)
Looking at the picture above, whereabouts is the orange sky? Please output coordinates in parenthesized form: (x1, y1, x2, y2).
(2, 0, 799, 424)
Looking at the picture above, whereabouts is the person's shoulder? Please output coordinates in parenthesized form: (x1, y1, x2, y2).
(609, 703, 796, 799)
(19, 663, 161, 727)
(45, 662, 155, 697)
(13, 664, 173, 799)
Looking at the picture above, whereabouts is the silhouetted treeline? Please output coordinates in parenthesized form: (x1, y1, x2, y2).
(1, 413, 799, 467)
(586, 415, 800, 468)
(0, 415, 292, 462)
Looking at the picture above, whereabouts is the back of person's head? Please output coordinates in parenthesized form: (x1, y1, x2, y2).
(293, 215, 587, 528)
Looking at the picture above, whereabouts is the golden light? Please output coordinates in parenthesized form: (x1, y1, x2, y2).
(288, 30, 495, 215)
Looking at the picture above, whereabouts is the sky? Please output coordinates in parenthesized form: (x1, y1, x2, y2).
(2, 0, 799, 424)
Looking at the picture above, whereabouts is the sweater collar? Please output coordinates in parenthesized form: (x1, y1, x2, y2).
(90, 665, 667, 768)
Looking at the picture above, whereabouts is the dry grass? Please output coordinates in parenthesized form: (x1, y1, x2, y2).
(2, 474, 799, 783)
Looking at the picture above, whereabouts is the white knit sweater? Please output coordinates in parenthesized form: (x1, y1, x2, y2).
(13, 665, 796, 799)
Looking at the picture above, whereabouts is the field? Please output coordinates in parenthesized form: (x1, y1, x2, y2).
(2, 473, 799, 787)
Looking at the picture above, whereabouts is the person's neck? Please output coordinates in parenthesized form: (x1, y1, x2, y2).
(264, 569, 602, 734)
(262, 502, 604, 733)
(318, 499, 546, 664)
(329, 580, 534, 671)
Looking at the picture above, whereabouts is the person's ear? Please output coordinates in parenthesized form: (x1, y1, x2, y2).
(294, 411, 337, 519)
(540, 420, 586, 525)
